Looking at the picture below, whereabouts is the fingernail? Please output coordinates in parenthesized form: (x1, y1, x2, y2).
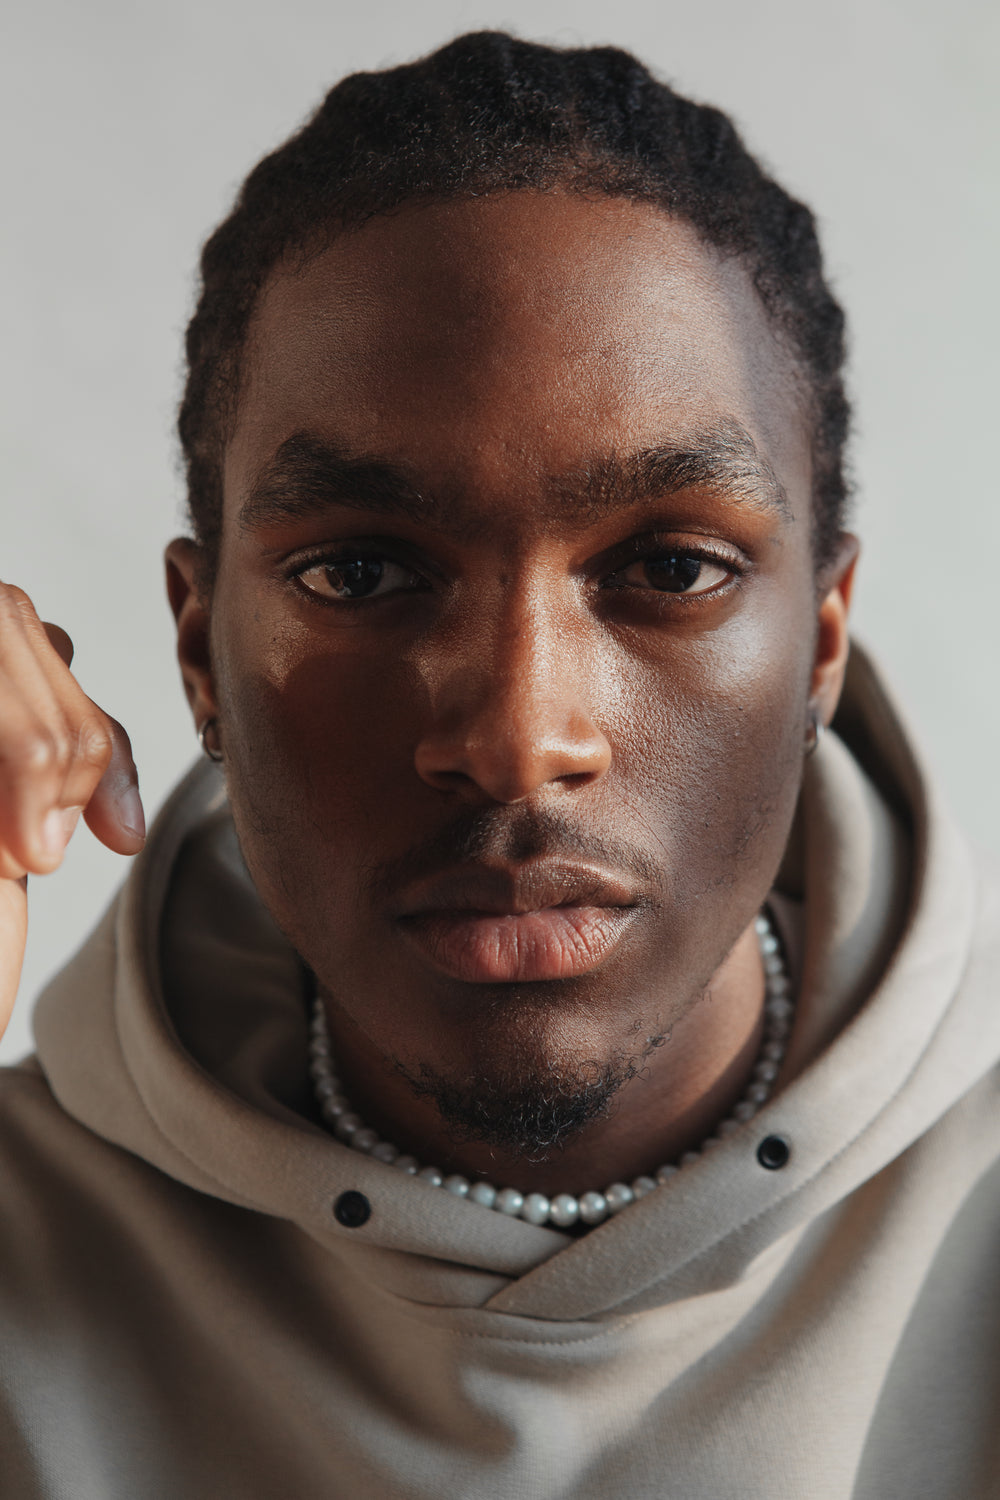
(117, 785, 146, 841)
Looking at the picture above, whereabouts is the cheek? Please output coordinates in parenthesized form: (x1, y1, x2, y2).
(212, 624, 428, 930)
(606, 606, 814, 906)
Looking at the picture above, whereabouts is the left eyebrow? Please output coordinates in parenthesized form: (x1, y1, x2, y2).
(237, 419, 792, 536)
(566, 420, 792, 524)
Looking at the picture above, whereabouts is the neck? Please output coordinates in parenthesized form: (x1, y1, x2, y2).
(319, 918, 768, 1197)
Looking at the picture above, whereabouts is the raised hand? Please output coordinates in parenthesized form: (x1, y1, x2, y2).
(0, 583, 145, 1040)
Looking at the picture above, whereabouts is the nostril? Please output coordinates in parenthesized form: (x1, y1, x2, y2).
(416, 758, 605, 806)
(421, 767, 479, 795)
(413, 692, 611, 803)
(560, 769, 601, 789)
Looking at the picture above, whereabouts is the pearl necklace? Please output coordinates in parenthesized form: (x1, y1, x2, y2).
(309, 910, 793, 1230)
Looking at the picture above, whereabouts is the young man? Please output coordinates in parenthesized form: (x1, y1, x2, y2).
(0, 31, 997, 1499)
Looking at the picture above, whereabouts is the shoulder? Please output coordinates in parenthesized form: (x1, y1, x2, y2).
(0, 1058, 250, 1293)
(0, 1059, 164, 1248)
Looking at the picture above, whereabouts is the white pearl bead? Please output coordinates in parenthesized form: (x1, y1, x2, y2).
(370, 1141, 398, 1164)
(394, 1155, 419, 1174)
(314, 1077, 337, 1100)
(495, 1188, 524, 1216)
(753, 1058, 779, 1083)
(443, 1174, 470, 1197)
(767, 974, 791, 995)
(578, 1191, 608, 1225)
(521, 1192, 551, 1225)
(335, 1113, 362, 1140)
(761, 1038, 785, 1061)
(417, 1166, 444, 1187)
(679, 1150, 701, 1167)
(308, 1058, 329, 1081)
(605, 1183, 634, 1213)
(468, 1182, 498, 1209)
(321, 1095, 350, 1122)
(747, 1081, 770, 1104)
(701, 1134, 721, 1149)
(766, 996, 794, 1021)
(549, 1193, 580, 1226)
(717, 1117, 741, 1137)
(732, 1100, 758, 1122)
(759, 931, 779, 955)
(351, 1127, 379, 1153)
(631, 1176, 657, 1198)
(655, 1163, 678, 1184)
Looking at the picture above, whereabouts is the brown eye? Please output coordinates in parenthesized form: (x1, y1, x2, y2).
(296, 555, 422, 601)
(615, 552, 731, 595)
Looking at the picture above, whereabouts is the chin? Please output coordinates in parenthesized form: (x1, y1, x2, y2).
(393, 1049, 642, 1158)
(386, 989, 669, 1157)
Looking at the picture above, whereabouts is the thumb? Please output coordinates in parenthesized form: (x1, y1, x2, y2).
(81, 714, 146, 854)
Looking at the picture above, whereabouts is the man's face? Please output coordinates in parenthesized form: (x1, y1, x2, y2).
(193, 193, 838, 1147)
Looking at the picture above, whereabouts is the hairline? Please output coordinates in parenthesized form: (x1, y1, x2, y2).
(200, 188, 826, 583)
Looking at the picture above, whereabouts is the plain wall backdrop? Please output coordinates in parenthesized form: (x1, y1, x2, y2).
(2, 0, 997, 1062)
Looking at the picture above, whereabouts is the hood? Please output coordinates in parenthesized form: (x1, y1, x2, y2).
(30, 642, 1000, 1323)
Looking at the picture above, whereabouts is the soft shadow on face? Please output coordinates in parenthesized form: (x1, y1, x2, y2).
(180, 192, 852, 1163)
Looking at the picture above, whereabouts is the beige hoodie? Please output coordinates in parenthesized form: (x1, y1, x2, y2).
(1, 644, 998, 1499)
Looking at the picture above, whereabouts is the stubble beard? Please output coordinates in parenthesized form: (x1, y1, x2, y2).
(393, 1020, 669, 1161)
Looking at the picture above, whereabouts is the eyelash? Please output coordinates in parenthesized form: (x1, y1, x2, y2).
(283, 537, 745, 605)
(603, 537, 743, 596)
(284, 543, 428, 602)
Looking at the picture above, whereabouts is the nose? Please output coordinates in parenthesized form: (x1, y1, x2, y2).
(414, 602, 612, 804)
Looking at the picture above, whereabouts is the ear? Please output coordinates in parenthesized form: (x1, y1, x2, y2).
(810, 533, 860, 728)
(165, 538, 218, 726)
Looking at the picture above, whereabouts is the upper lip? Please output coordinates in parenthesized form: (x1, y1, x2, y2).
(392, 860, 642, 919)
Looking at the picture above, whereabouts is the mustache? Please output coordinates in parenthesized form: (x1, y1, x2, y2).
(364, 804, 663, 906)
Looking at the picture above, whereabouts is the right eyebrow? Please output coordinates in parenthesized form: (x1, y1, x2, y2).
(238, 434, 429, 534)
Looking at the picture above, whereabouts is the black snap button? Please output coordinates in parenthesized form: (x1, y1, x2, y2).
(756, 1135, 791, 1171)
(333, 1190, 371, 1228)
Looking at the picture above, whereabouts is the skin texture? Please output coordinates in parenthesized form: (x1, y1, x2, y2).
(147, 193, 852, 1198)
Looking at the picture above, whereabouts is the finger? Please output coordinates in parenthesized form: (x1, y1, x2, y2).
(0, 593, 119, 868)
(0, 585, 144, 865)
(81, 713, 145, 856)
(0, 631, 108, 871)
(0, 811, 82, 882)
(0, 590, 77, 747)
(2, 589, 76, 694)
(0, 678, 83, 874)
(0, 875, 28, 1041)
(42, 622, 74, 668)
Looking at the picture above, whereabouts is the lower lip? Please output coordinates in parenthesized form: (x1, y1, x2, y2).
(398, 905, 637, 984)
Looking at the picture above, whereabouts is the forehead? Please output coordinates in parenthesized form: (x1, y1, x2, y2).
(226, 193, 810, 518)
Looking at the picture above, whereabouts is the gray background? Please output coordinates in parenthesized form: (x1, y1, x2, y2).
(2, 0, 997, 1062)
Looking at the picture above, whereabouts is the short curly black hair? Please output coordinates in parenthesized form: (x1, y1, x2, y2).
(179, 31, 849, 574)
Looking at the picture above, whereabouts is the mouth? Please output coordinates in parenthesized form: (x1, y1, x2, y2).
(393, 862, 643, 984)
